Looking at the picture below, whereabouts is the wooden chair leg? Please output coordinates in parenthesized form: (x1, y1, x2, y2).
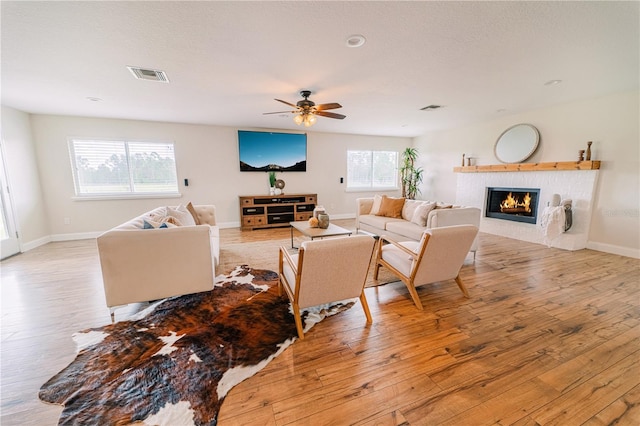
(404, 280, 424, 310)
(359, 291, 373, 324)
(293, 303, 305, 339)
(454, 275, 470, 298)
(373, 239, 383, 280)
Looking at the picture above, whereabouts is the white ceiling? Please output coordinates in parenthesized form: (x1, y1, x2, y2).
(2, 1, 638, 138)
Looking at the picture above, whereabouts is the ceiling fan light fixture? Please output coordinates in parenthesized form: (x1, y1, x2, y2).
(304, 114, 317, 127)
(293, 114, 304, 125)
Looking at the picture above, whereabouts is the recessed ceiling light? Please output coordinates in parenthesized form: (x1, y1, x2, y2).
(496, 108, 507, 113)
(345, 34, 366, 48)
(544, 79, 562, 86)
(86, 97, 102, 102)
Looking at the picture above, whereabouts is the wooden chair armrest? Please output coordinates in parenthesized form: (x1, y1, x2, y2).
(379, 235, 418, 259)
(279, 245, 298, 272)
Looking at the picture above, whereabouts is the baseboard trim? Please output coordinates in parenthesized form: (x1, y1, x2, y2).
(586, 241, 640, 259)
(21, 235, 52, 252)
(51, 232, 101, 242)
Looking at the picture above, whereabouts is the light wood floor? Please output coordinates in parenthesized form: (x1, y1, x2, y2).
(1, 220, 639, 425)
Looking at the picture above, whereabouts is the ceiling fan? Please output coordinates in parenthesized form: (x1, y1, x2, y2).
(264, 90, 345, 127)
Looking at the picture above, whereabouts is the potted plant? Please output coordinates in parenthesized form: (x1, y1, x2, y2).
(268, 171, 277, 195)
(400, 147, 423, 199)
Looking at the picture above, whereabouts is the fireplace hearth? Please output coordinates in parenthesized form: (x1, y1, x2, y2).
(485, 187, 540, 224)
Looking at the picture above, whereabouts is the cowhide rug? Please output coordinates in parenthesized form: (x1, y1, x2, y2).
(39, 265, 353, 426)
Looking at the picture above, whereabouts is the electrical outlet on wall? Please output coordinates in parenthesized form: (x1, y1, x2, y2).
(64, 217, 70, 225)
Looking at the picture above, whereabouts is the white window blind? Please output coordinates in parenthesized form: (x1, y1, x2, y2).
(347, 150, 398, 189)
(69, 139, 179, 197)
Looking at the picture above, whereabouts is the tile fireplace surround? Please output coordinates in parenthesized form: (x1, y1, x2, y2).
(455, 164, 599, 251)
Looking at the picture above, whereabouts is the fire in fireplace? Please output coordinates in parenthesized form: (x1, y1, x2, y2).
(485, 187, 540, 224)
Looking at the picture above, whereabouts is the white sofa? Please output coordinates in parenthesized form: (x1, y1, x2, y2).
(356, 197, 481, 255)
(97, 204, 220, 319)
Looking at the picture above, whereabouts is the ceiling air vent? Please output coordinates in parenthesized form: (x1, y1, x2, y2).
(127, 66, 169, 83)
(420, 104, 443, 111)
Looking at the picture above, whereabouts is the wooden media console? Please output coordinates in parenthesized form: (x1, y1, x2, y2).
(239, 193, 317, 230)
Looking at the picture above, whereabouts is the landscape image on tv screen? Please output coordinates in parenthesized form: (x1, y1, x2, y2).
(238, 130, 307, 171)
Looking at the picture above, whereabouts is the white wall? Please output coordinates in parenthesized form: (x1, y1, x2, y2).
(1, 106, 49, 250)
(414, 90, 640, 257)
(28, 114, 409, 239)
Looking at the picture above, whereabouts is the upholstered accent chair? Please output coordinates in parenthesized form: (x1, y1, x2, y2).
(278, 235, 376, 339)
(374, 224, 478, 310)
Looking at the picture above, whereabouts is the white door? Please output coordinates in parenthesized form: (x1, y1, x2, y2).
(0, 144, 20, 259)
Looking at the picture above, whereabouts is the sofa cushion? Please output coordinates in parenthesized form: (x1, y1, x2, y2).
(186, 202, 201, 225)
(436, 202, 453, 209)
(370, 194, 383, 215)
(377, 195, 405, 218)
(144, 220, 166, 229)
(358, 214, 404, 230)
(166, 205, 197, 226)
(143, 219, 178, 229)
(385, 221, 428, 241)
(411, 202, 436, 226)
(402, 199, 422, 221)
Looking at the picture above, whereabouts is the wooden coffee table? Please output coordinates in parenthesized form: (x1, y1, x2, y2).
(289, 221, 353, 248)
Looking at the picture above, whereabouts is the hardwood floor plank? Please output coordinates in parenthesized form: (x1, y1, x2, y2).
(529, 353, 640, 425)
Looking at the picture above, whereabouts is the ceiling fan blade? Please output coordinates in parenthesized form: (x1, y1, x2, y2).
(263, 111, 295, 115)
(316, 102, 342, 111)
(275, 99, 299, 108)
(315, 111, 346, 120)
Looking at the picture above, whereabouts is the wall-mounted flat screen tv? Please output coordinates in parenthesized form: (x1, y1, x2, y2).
(238, 130, 307, 172)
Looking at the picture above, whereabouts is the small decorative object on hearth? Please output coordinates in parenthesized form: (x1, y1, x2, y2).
(586, 141, 592, 161)
(318, 213, 330, 229)
(578, 150, 585, 161)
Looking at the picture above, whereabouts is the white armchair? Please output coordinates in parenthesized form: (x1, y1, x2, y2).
(278, 235, 376, 339)
(374, 225, 478, 310)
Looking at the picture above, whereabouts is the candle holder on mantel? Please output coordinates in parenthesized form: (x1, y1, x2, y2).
(578, 150, 585, 161)
(586, 141, 592, 161)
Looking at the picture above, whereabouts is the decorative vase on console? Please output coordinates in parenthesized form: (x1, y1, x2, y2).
(313, 205, 326, 219)
(318, 213, 330, 229)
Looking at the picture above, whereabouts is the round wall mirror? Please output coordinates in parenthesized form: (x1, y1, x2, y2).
(494, 123, 540, 163)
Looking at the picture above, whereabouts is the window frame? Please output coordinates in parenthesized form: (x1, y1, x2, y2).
(346, 149, 399, 192)
(68, 138, 181, 200)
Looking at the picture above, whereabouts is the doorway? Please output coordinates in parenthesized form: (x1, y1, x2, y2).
(0, 143, 20, 259)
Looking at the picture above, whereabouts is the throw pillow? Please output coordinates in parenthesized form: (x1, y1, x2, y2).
(376, 195, 405, 218)
(186, 202, 201, 225)
(166, 205, 197, 226)
(436, 202, 453, 209)
(402, 199, 421, 221)
(370, 194, 383, 215)
(143, 219, 170, 229)
(411, 202, 436, 226)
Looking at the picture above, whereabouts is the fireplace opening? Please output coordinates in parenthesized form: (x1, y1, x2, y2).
(485, 187, 540, 224)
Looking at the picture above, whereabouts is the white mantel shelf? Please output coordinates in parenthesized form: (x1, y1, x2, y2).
(453, 160, 601, 173)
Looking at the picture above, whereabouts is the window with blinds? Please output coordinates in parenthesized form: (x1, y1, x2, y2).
(69, 139, 179, 197)
(346, 150, 398, 190)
